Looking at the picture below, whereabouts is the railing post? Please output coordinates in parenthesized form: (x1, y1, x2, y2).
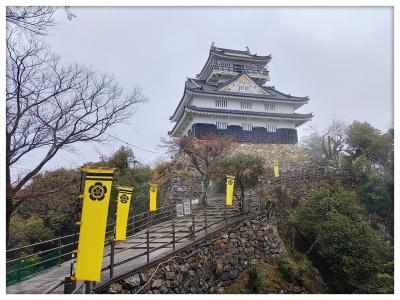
(172, 220, 176, 251)
(85, 281, 90, 294)
(204, 210, 208, 235)
(131, 214, 135, 235)
(64, 276, 76, 294)
(192, 214, 196, 238)
(58, 239, 62, 266)
(146, 230, 150, 263)
(224, 208, 227, 224)
(70, 253, 75, 278)
(147, 211, 150, 232)
(110, 239, 115, 278)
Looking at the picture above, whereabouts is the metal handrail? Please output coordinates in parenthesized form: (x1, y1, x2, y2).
(7, 163, 354, 290)
(6, 236, 69, 253)
(6, 205, 174, 253)
(6, 203, 177, 255)
(6, 245, 66, 264)
(101, 209, 243, 275)
(6, 203, 180, 285)
(6, 252, 72, 275)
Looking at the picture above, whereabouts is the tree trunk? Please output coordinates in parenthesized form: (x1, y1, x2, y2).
(238, 180, 245, 212)
(6, 162, 13, 248)
(240, 189, 245, 211)
(6, 202, 13, 248)
(305, 235, 320, 255)
(201, 175, 210, 208)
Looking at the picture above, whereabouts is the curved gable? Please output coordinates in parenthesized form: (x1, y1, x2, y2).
(218, 74, 269, 96)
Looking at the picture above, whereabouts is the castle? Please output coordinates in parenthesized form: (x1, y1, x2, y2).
(169, 44, 313, 144)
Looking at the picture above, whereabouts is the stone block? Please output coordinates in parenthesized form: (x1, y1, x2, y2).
(151, 279, 162, 289)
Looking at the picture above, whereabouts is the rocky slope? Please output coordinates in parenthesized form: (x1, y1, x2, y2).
(103, 211, 325, 294)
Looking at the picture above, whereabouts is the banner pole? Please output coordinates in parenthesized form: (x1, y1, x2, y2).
(172, 220, 175, 251)
(110, 240, 115, 278)
(110, 209, 116, 279)
(70, 170, 84, 277)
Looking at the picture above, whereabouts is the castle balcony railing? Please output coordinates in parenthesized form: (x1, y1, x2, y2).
(211, 64, 269, 76)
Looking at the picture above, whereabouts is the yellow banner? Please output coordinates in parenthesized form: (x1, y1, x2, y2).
(149, 184, 157, 212)
(74, 167, 116, 282)
(226, 175, 235, 206)
(274, 161, 280, 177)
(115, 186, 133, 241)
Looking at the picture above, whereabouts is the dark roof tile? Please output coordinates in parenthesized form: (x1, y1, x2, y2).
(211, 45, 271, 59)
(185, 78, 309, 101)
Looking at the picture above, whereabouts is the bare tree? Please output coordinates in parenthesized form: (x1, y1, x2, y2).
(302, 117, 348, 162)
(301, 131, 325, 162)
(321, 118, 348, 160)
(177, 135, 233, 207)
(6, 7, 57, 35)
(6, 29, 147, 244)
(158, 136, 180, 157)
(6, 6, 76, 35)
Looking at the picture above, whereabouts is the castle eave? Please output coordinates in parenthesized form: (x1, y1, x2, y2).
(169, 106, 313, 136)
(185, 105, 313, 123)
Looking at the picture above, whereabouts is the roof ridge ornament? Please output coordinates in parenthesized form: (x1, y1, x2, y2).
(245, 46, 250, 53)
(189, 78, 201, 89)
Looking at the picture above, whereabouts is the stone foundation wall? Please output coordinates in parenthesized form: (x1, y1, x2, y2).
(174, 142, 312, 169)
(166, 142, 312, 207)
(106, 213, 288, 294)
(230, 143, 313, 168)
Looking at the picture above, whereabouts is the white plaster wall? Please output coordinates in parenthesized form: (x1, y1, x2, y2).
(190, 95, 295, 114)
(181, 115, 296, 135)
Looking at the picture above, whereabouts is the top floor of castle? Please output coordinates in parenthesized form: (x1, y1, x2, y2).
(196, 43, 271, 85)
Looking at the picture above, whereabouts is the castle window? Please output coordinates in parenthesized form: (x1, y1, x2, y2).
(242, 123, 253, 131)
(233, 64, 243, 72)
(215, 99, 227, 108)
(264, 103, 276, 111)
(266, 125, 277, 132)
(239, 85, 249, 91)
(240, 102, 252, 110)
(216, 121, 228, 130)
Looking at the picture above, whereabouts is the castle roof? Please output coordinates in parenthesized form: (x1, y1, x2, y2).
(210, 45, 272, 60)
(186, 77, 308, 101)
(170, 76, 309, 121)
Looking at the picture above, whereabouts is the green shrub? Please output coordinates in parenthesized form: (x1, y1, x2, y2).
(376, 273, 394, 294)
(246, 266, 262, 293)
(276, 256, 304, 284)
(289, 183, 393, 293)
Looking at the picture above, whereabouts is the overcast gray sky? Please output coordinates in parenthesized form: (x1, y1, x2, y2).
(13, 6, 393, 173)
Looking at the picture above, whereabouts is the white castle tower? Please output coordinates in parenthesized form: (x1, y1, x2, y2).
(169, 44, 313, 144)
